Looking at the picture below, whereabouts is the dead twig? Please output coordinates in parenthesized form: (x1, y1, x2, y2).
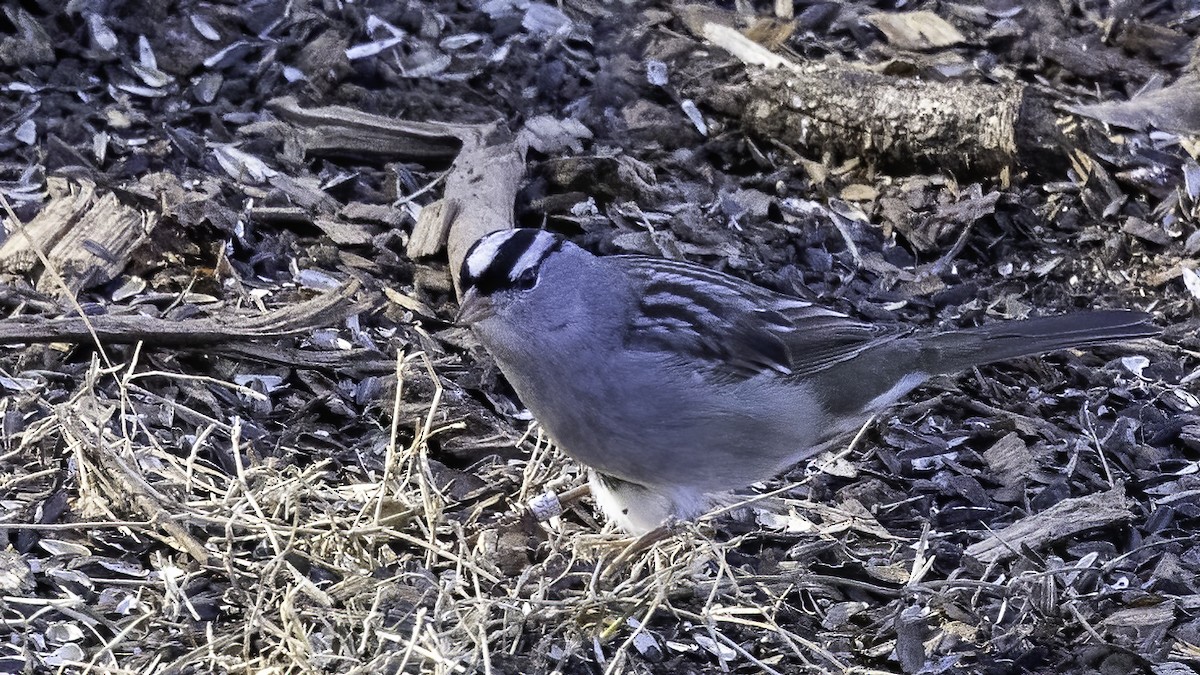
(0, 278, 373, 346)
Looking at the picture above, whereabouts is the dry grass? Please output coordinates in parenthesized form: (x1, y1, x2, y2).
(0, 340, 871, 673)
(5, 333, 1188, 674)
(1, 198, 1193, 673)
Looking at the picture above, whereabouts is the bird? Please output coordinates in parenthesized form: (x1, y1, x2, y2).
(456, 228, 1160, 533)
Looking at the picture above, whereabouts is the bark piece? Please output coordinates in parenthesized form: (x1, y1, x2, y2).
(0, 7, 54, 67)
(894, 604, 928, 673)
(965, 485, 1134, 565)
(209, 342, 394, 375)
(678, 9, 1069, 179)
(0, 279, 371, 347)
(267, 96, 478, 160)
(407, 136, 528, 293)
(866, 11, 965, 50)
(1068, 76, 1200, 134)
(982, 432, 1034, 489)
(0, 177, 159, 297)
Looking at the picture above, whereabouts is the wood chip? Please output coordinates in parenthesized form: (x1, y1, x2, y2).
(966, 485, 1134, 564)
(0, 177, 158, 297)
(866, 11, 966, 50)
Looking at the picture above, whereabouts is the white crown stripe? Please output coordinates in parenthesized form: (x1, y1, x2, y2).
(509, 232, 559, 282)
(465, 231, 516, 280)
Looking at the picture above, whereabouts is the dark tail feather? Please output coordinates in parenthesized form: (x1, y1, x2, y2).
(923, 310, 1160, 375)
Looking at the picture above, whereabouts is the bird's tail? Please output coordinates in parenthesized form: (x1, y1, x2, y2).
(921, 310, 1160, 375)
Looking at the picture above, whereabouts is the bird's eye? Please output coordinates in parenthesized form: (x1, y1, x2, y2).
(513, 268, 538, 291)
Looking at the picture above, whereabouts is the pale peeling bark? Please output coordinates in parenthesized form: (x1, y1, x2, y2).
(681, 10, 1069, 179)
(735, 66, 1023, 176)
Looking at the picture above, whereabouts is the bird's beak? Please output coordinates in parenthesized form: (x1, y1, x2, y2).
(456, 288, 494, 327)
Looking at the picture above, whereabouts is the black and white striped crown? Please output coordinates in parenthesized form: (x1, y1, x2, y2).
(461, 229, 564, 296)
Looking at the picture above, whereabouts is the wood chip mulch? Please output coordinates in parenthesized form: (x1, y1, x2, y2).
(0, 1, 1198, 673)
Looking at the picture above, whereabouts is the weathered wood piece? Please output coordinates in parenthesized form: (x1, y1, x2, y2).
(965, 485, 1134, 564)
(267, 96, 478, 160)
(0, 177, 159, 297)
(1069, 76, 1200, 133)
(677, 8, 1067, 179)
(209, 342, 393, 375)
(264, 99, 529, 290)
(0, 279, 371, 346)
(410, 138, 528, 292)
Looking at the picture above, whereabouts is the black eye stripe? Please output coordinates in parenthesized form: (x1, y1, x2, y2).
(461, 230, 563, 296)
